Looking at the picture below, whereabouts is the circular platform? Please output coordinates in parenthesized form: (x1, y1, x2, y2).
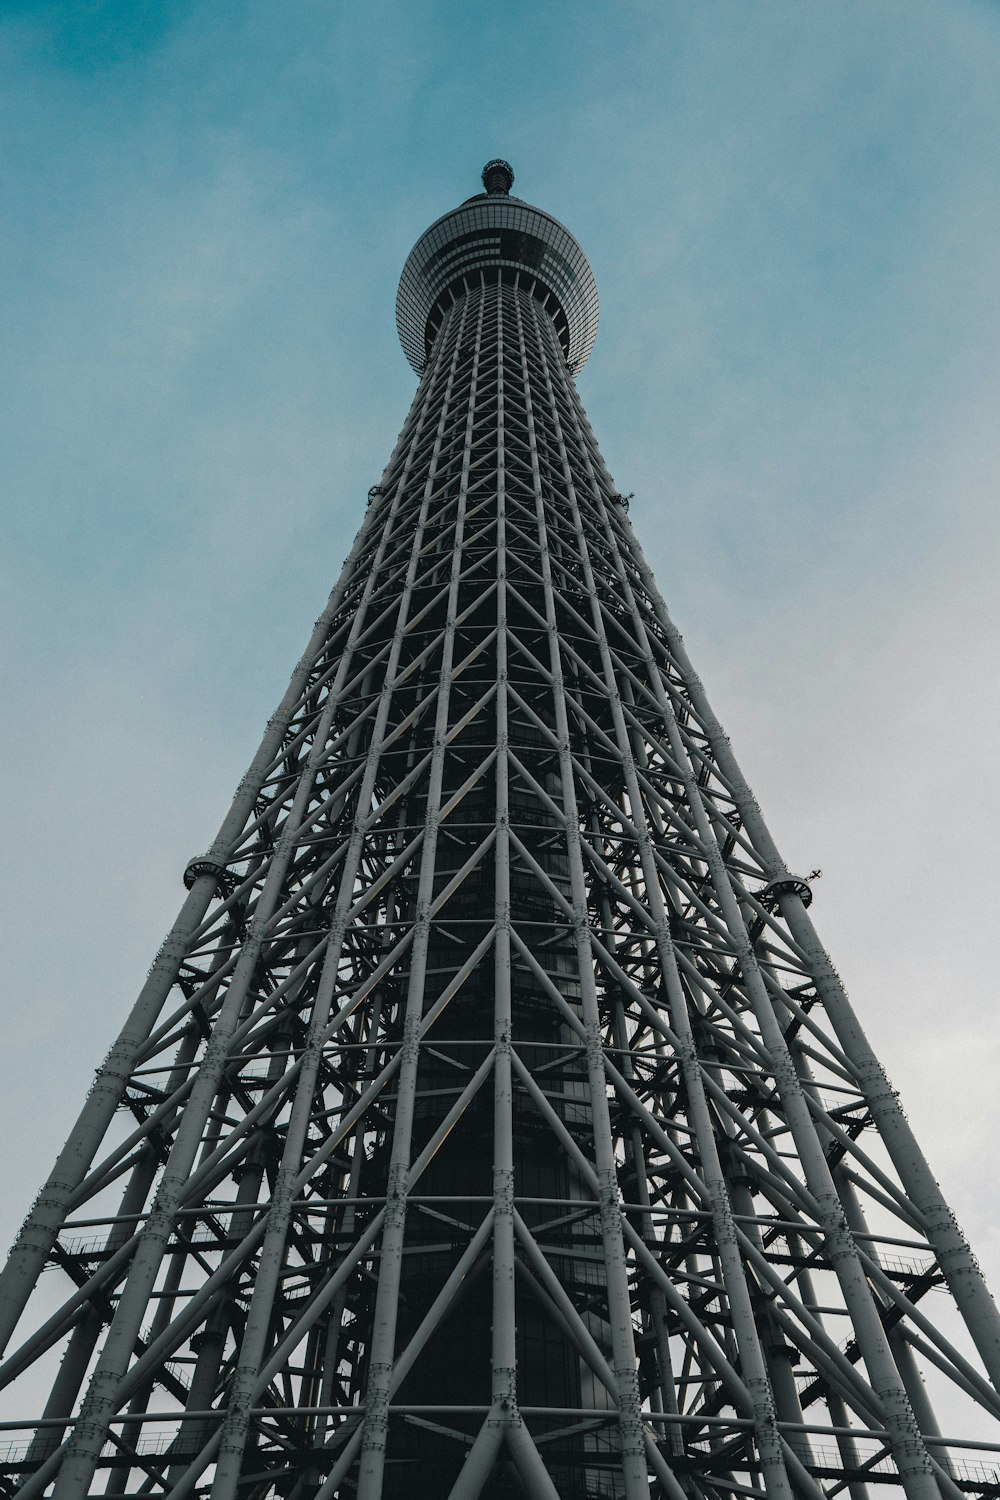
(396, 169, 599, 377)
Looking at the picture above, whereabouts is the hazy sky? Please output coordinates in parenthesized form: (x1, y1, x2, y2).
(2, 0, 1000, 1337)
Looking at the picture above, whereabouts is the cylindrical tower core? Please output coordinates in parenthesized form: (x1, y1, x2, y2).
(376, 167, 617, 1498)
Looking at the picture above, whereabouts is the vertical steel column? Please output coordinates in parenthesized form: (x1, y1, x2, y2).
(354, 288, 482, 1500)
(566, 369, 944, 1500)
(528, 294, 797, 1500)
(492, 273, 519, 1422)
(38, 302, 466, 1500)
(515, 289, 649, 1500)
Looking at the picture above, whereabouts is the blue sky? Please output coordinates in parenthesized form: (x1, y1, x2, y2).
(3, 0, 1000, 1383)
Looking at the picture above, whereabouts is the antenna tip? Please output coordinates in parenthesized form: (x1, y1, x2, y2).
(481, 159, 514, 196)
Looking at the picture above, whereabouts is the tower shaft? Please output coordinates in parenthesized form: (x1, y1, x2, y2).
(1, 167, 999, 1500)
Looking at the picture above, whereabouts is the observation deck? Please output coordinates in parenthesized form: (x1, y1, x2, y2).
(396, 159, 599, 377)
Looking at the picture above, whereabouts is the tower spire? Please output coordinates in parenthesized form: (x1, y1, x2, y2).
(481, 157, 514, 195)
(1, 167, 999, 1500)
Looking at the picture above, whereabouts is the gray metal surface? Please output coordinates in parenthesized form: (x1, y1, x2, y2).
(0, 166, 998, 1500)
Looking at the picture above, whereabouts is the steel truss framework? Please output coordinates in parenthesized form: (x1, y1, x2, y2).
(2, 174, 1000, 1500)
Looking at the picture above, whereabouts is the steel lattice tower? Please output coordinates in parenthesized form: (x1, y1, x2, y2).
(2, 161, 999, 1500)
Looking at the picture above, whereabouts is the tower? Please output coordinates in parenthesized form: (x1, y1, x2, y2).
(1, 158, 999, 1500)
